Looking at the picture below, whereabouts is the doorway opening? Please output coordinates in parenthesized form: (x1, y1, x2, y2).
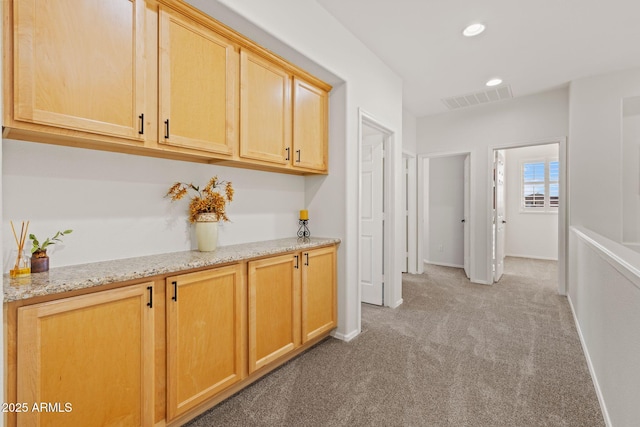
(490, 139, 567, 294)
(418, 152, 471, 279)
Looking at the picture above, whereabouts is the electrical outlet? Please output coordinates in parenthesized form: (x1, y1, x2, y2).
(438, 244, 444, 253)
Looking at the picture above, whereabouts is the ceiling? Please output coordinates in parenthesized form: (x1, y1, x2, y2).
(316, 0, 640, 117)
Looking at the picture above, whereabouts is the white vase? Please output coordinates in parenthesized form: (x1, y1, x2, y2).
(195, 213, 218, 252)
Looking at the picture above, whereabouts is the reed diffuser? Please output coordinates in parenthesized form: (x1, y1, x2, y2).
(10, 220, 31, 277)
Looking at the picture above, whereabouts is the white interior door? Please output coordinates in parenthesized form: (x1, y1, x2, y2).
(494, 150, 506, 282)
(463, 154, 470, 278)
(361, 133, 384, 305)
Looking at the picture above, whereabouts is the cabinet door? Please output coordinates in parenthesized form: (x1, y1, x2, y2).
(17, 283, 154, 427)
(158, 6, 237, 156)
(166, 264, 246, 420)
(292, 77, 328, 172)
(302, 246, 337, 343)
(248, 253, 301, 373)
(13, 0, 146, 141)
(239, 50, 291, 165)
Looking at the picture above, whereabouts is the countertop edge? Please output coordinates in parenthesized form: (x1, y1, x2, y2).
(4, 237, 340, 303)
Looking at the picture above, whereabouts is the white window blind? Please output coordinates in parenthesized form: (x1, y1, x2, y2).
(522, 159, 559, 211)
(549, 161, 559, 207)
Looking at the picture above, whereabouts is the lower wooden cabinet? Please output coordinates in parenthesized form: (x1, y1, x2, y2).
(248, 246, 337, 373)
(302, 246, 337, 343)
(7, 244, 337, 426)
(16, 283, 154, 427)
(165, 264, 246, 421)
(248, 253, 301, 373)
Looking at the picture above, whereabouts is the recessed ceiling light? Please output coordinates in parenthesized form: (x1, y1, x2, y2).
(463, 23, 485, 37)
(486, 78, 503, 87)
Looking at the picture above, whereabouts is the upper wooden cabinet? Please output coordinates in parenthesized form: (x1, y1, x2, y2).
(10, 0, 146, 143)
(239, 50, 291, 165)
(239, 50, 329, 173)
(293, 77, 329, 172)
(158, 5, 238, 156)
(3, 0, 330, 173)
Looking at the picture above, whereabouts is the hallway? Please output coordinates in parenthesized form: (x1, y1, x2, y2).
(186, 260, 603, 426)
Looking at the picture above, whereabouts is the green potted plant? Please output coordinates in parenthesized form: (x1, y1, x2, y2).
(29, 229, 73, 273)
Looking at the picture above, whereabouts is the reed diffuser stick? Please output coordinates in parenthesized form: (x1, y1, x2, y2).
(16, 222, 24, 271)
(23, 221, 30, 248)
(10, 220, 30, 273)
(10, 221, 20, 248)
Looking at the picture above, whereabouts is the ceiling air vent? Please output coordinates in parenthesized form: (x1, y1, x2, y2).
(442, 85, 513, 110)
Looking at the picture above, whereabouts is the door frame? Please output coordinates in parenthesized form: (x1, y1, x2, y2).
(487, 137, 567, 295)
(493, 149, 506, 282)
(402, 151, 418, 274)
(463, 153, 471, 278)
(417, 150, 472, 277)
(357, 109, 397, 329)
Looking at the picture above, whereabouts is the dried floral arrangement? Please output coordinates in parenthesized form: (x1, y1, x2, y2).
(166, 176, 234, 223)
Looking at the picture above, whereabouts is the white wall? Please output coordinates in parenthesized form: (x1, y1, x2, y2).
(2, 140, 305, 272)
(504, 144, 559, 260)
(403, 108, 417, 154)
(622, 97, 640, 243)
(569, 67, 640, 241)
(425, 155, 465, 268)
(417, 88, 569, 283)
(566, 67, 640, 427)
(569, 227, 640, 427)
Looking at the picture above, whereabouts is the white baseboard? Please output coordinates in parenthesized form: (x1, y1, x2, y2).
(423, 259, 464, 269)
(505, 253, 558, 261)
(471, 279, 492, 285)
(331, 328, 359, 342)
(389, 298, 403, 308)
(567, 295, 611, 427)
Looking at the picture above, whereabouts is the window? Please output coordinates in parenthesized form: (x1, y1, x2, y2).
(522, 159, 559, 211)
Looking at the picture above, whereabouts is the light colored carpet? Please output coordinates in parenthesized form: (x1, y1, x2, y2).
(184, 257, 604, 426)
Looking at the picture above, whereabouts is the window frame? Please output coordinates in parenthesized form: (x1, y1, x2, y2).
(520, 157, 559, 213)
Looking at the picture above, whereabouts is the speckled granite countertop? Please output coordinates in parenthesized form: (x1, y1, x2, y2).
(4, 237, 340, 303)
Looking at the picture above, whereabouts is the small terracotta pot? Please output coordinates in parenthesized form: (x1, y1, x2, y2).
(31, 254, 49, 273)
